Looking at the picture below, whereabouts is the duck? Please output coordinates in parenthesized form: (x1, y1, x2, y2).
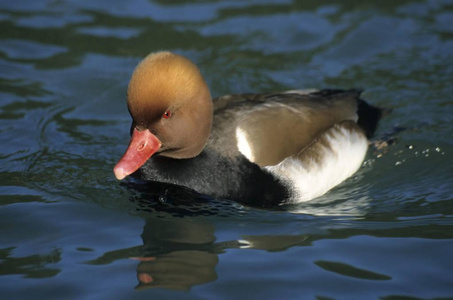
(114, 51, 383, 206)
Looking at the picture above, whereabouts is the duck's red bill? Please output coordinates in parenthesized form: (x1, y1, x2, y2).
(114, 128, 161, 180)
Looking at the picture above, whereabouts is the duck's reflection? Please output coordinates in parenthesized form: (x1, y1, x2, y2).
(132, 215, 307, 291)
(135, 250, 218, 290)
(134, 217, 218, 291)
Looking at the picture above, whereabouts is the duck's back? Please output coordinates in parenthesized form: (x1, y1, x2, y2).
(208, 89, 363, 166)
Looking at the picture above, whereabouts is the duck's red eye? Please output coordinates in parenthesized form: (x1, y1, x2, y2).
(163, 110, 171, 119)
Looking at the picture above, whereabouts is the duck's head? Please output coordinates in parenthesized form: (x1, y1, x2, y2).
(114, 52, 213, 180)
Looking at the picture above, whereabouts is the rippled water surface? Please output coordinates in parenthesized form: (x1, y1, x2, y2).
(1, 0, 452, 299)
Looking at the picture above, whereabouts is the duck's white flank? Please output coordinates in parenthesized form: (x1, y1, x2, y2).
(264, 122, 368, 203)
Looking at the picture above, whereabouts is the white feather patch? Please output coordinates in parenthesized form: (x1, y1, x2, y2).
(265, 124, 368, 203)
(236, 127, 255, 162)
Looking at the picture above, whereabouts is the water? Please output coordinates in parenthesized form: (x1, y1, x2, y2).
(1, 0, 452, 299)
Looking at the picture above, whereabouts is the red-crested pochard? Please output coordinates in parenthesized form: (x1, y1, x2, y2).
(114, 51, 383, 206)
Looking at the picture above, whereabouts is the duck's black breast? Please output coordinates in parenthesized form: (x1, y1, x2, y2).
(135, 148, 291, 207)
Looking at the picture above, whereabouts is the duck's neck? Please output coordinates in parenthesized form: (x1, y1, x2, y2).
(136, 149, 290, 206)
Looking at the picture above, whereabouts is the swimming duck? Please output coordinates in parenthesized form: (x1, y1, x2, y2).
(114, 51, 383, 206)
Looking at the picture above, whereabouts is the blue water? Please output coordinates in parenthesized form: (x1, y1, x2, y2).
(1, 0, 452, 299)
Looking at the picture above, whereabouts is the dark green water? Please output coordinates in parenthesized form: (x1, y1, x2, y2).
(1, 0, 452, 299)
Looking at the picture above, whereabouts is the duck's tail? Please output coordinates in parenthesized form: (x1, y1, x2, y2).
(310, 88, 390, 138)
(357, 97, 390, 138)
